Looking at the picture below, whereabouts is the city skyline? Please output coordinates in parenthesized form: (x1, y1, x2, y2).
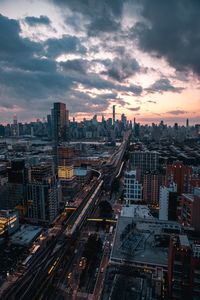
(0, 0, 200, 125)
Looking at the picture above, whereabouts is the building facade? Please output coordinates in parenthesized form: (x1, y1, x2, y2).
(7, 159, 27, 213)
(179, 188, 200, 231)
(27, 164, 60, 224)
(166, 161, 192, 195)
(130, 151, 159, 177)
(143, 171, 166, 205)
(159, 183, 177, 221)
(0, 210, 19, 236)
(51, 102, 67, 144)
(124, 170, 142, 204)
(168, 235, 200, 299)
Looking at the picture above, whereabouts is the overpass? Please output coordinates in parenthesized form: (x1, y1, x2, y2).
(102, 130, 131, 188)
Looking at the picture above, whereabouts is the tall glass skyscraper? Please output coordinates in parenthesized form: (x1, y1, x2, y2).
(51, 102, 67, 144)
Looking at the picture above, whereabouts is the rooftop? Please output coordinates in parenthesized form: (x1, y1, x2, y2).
(121, 205, 153, 219)
(111, 217, 181, 268)
(74, 168, 88, 176)
(124, 170, 137, 176)
(10, 224, 42, 246)
(179, 235, 190, 248)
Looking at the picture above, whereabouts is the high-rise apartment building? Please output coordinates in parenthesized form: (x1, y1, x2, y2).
(166, 161, 192, 195)
(143, 171, 166, 205)
(27, 164, 60, 224)
(159, 182, 177, 221)
(51, 102, 67, 143)
(0, 210, 19, 236)
(51, 102, 69, 169)
(124, 170, 142, 204)
(58, 145, 75, 179)
(57, 145, 78, 204)
(7, 159, 27, 213)
(130, 151, 159, 177)
(47, 114, 52, 139)
(112, 105, 115, 125)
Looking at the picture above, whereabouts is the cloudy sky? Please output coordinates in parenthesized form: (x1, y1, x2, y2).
(0, 0, 200, 124)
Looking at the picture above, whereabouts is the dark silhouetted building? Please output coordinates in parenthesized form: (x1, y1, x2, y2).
(7, 159, 27, 213)
(51, 102, 67, 143)
(112, 105, 115, 125)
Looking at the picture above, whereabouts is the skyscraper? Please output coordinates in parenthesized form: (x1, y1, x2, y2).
(27, 164, 60, 224)
(57, 145, 78, 204)
(112, 105, 115, 125)
(12, 114, 18, 136)
(47, 114, 52, 139)
(51, 102, 68, 168)
(51, 102, 67, 144)
(7, 159, 27, 213)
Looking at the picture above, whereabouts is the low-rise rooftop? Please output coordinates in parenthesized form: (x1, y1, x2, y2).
(10, 224, 42, 246)
(110, 217, 181, 268)
(121, 205, 153, 219)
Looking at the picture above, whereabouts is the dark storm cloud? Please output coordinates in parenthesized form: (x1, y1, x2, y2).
(146, 79, 183, 94)
(51, 0, 123, 18)
(115, 98, 130, 107)
(65, 90, 120, 113)
(87, 17, 120, 36)
(103, 56, 140, 81)
(0, 14, 43, 66)
(128, 106, 140, 112)
(51, 0, 123, 35)
(0, 14, 75, 111)
(65, 14, 83, 32)
(45, 35, 87, 58)
(2, 0, 197, 122)
(25, 15, 51, 26)
(0, 102, 17, 109)
(0, 13, 143, 117)
(0, 66, 73, 101)
(81, 73, 143, 95)
(60, 61, 143, 95)
(60, 59, 88, 74)
(19, 58, 57, 73)
(167, 110, 186, 115)
(133, 0, 200, 76)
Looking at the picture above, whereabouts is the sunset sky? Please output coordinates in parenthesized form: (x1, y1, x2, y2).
(0, 0, 200, 124)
